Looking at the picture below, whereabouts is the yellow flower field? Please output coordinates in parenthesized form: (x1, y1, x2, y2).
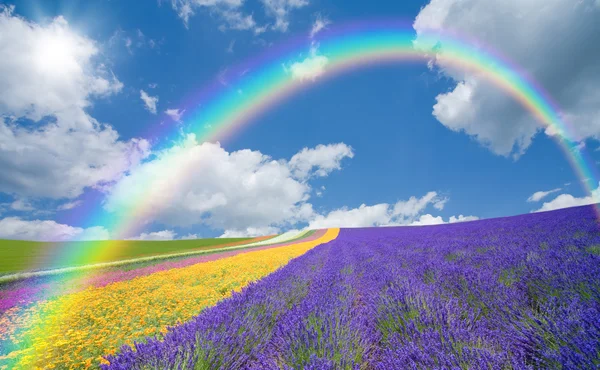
(0, 228, 338, 370)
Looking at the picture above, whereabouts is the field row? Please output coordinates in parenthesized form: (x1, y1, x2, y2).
(0, 230, 321, 311)
(0, 237, 258, 276)
(0, 229, 338, 369)
(101, 205, 600, 369)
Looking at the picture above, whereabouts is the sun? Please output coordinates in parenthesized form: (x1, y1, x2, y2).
(36, 35, 76, 74)
(34, 18, 92, 77)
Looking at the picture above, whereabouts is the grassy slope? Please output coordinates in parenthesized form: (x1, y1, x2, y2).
(0, 237, 257, 275)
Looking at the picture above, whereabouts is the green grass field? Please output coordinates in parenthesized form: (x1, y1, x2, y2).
(0, 237, 254, 275)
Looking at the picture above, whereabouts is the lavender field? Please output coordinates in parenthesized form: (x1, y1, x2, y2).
(105, 205, 600, 369)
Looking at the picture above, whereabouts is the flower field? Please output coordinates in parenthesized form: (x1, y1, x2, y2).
(0, 230, 321, 312)
(103, 205, 600, 369)
(0, 237, 258, 275)
(0, 229, 338, 369)
(1, 205, 599, 369)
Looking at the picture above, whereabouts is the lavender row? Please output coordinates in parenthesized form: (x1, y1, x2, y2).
(104, 205, 600, 369)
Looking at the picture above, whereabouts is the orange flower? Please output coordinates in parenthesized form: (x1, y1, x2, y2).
(1, 229, 339, 369)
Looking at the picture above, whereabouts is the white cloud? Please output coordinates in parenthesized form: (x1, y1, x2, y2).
(57, 200, 83, 211)
(10, 198, 35, 212)
(433, 197, 448, 210)
(180, 233, 199, 239)
(410, 213, 479, 226)
(0, 7, 150, 199)
(316, 185, 325, 197)
(307, 191, 457, 229)
(220, 226, 280, 237)
(133, 29, 159, 50)
(289, 143, 354, 179)
(108, 27, 159, 55)
(165, 108, 185, 122)
(534, 184, 600, 212)
(170, 0, 199, 27)
(0, 217, 109, 241)
(308, 203, 391, 229)
(127, 230, 204, 240)
(285, 44, 329, 81)
(392, 191, 447, 218)
(448, 214, 479, 223)
(253, 24, 268, 35)
(127, 230, 176, 241)
(124, 37, 133, 53)
(261, 0, 309, 31)
(0, 7, 123, 121)
(105, 138, 351, 232)
(527, 188, 562, 202)
(310, 14, 330, 38)
(170, 0, 258, 31)
(0, 120, 150, 199)
(226, 39, 235, 53)
(220, 8, 256, 31)
(410, 214, 445, 226)
(414, 0, 600, 157)
(140, 89, 159, 114)
(168, 0, 308, 33)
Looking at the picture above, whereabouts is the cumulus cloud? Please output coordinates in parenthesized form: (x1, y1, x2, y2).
(0, 6, 123, 121)
(409, 214, 445, 226)
(170, 0, 308, 33)
(316, 185, 325, 197)
(168, 0, 313, 34)
(289, 143, 354, 179)
(393, 191, 448, 217)
(0, 7, 150, 199)
(165, 108, 185, 122)
(261, 0, 309, 32)
(534, 184, 600, 212)
(448, 214, 479, 223)
(410, 214, 479, 226)
(308, 204, 391, 229)
(108, 28, 159, 54)
(220, 226, 280, 237)
(10, 198, 35, 212)
(140, 90, 158, 114)
(527, 188, 562, 202)
(180, 233, 199, 239)
(169, 0, 262, 32)
(127, 230, 205, 240)
(0, 217, 109, 241)
(226, 39, 236, 53)
(127, 230, 176, 241)
(414, 0, 600, 157)
(220, 8, 257, 31)
(285, 44, 329, 81)
(0, 120, 150, 199)
(57, 200, 83, 211)
(105, 138, 351, 232)
(310, 14, 330, 38)
(307, 191, 464, 229)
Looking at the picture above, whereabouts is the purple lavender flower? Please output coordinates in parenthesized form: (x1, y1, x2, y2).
(103, 204, 600, 369)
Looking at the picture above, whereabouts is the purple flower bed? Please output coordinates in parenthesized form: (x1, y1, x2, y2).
(103, 204, 600, 369)
(0, 285, 43, 312)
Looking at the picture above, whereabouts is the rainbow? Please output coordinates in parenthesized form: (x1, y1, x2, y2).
(45, 20, 599, 270)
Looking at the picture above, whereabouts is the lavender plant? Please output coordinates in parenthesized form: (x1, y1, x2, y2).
(103, 204, 600, 369)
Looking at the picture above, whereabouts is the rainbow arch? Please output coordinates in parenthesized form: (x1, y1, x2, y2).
(51, 20, 599, 269)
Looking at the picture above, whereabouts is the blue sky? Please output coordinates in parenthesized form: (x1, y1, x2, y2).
(0, 0, 599, 240)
